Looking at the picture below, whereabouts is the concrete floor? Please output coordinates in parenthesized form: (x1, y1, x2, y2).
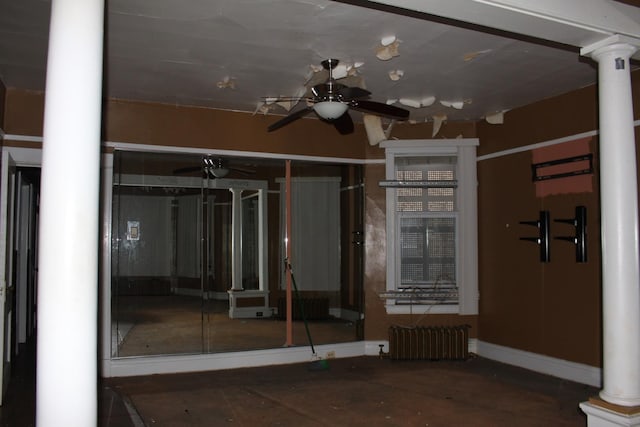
(0, 340, 597, 426)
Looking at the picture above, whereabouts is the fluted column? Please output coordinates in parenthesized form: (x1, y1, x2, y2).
(581, 35, 640, 412)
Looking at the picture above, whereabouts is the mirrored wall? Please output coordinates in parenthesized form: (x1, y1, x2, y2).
(110, 150, 364, 357)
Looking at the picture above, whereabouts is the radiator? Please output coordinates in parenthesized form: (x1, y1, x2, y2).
(388, 325, 470, 361)
(277, 297, 330, 320)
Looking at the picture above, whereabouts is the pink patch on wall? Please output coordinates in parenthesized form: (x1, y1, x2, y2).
(531, 137, 593, 197)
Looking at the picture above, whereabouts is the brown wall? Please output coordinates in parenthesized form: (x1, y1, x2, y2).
(6, 79, 625, 367)
(472, 69, 640, 366)
(4, 89, 44, 137)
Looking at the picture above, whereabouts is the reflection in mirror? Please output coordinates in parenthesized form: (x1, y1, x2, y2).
(110, 151, 364, 358)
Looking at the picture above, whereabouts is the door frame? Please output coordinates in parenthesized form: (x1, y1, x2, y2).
(0, 146, 41, 404)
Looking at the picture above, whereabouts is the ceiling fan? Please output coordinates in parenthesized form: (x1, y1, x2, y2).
(173, 156, 255, 179)
(267, 59, 410, 134)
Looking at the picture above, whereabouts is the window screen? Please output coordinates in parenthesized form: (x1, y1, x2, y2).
(394, 155, 458, 304)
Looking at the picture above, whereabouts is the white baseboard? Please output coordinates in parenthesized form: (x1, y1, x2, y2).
(103, 338, 599, 388)
(476, 340, 601, 387)
(102, 341, 368, 378)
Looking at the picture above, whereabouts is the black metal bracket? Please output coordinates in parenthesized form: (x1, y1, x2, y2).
(554, 206, 587, 263)
(352, 230, 364, 246)
(520, 211, 550, 262)
(532, 154, 593, 182)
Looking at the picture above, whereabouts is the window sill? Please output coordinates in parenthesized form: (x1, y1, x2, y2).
(384, 304, 459, 315)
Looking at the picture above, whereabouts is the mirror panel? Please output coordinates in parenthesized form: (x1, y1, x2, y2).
(110, 151, 364, 358)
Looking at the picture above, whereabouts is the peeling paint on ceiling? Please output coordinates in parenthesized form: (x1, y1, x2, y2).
(0, 0, 599, 125)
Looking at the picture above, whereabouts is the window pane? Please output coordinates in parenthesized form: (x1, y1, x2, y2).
(399, 217, 456, 285)
(395, 156, 456, 212)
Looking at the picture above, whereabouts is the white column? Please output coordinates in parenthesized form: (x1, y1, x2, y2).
(36, 0, 104, 426)
(582, 36, 640, 408)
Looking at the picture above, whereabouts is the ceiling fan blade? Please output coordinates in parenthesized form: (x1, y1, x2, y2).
(332, 111, 354, 135)
(173, 165, 203, 175)
(262, 96, 307, 103)
(337, 86, 371, 100)
(230, 166, 256, 175)
(349, 100, 410, 119)
(311, 83, 329, 98)
(268, 106, 314, 132)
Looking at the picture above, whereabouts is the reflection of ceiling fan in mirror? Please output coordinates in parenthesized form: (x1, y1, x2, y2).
(267, 59, 410, 135)
(173, 156, 255, 179)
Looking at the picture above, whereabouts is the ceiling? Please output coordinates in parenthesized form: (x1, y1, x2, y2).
(1, 0, 638, 129)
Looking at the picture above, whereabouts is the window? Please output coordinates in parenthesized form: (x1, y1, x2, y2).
(381, 139, 478, 314)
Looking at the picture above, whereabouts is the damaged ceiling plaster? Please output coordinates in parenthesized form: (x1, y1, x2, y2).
(0, 0, 601, 133)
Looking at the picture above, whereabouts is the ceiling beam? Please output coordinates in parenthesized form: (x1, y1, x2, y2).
(367, 0, 640, 55)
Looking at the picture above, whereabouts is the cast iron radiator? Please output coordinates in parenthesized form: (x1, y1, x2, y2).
(277, 297, 330, 320)
(388, 325, 470, 361)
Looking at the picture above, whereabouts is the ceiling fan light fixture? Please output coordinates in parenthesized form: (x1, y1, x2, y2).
(211, 167, 229, 178)
(314, 101, 348, 120)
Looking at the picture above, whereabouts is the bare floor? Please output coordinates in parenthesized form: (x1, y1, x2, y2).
(102, 355, 596, 427)
(0, 340, 597, 427)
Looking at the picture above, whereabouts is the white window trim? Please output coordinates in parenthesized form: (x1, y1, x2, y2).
(381, 139, 479, 315)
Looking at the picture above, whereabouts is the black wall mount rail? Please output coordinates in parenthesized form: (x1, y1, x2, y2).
(520, 210, 551, 263)
(532, 154, 593, 182)
(554, 206, 587, 263)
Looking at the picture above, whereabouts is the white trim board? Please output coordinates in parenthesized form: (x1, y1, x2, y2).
(477, 118, 640, 162)
(105, 140, 385, 164)
(102, 341, 370, 377)
(476, 340, 601, 387)
(102, 337, 599, 387)
(0, 134, 386, 164)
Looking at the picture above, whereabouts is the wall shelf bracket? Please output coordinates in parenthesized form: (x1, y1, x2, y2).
(554, 206, 587, 263)
(519, 210, 550, 262)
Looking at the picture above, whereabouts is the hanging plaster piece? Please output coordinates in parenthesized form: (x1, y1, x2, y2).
(385, 121, 395, 138)
(363, 114, 387, 146)
(216, 76, 236, 89)
(332, 63, 350, 79)
(252, 103, 264, 115)
(309, 63, 323, 73)
(420, 96, 436, 107)
(485, 111, 505, 124)
(440, 100, 464, 109)
(381, 35, 396, 46)
(253, 102, 272, 115)
(432, 114, 447, 137)
(388, 69, 404, 81)
(376, 40, 401, 61)
(398, 98, 421, 108)
(262, 97, 294, 112)
(346, 66, 359, 77)
(276, 100, 294, 111)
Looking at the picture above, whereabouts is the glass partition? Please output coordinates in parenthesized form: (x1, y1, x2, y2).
(110, 151, 364, 358)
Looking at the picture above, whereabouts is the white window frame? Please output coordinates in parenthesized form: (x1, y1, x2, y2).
(381, 139, 479, 315)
